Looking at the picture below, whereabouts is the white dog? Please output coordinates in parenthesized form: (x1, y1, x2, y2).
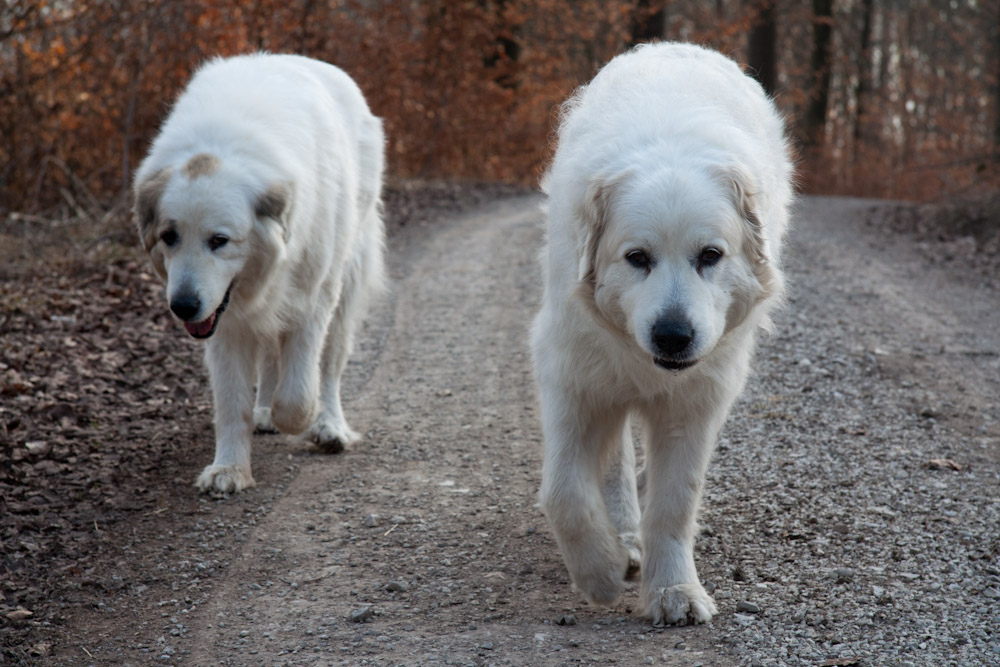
(133, 54, 386, 494)
(531, 43, 793, 625)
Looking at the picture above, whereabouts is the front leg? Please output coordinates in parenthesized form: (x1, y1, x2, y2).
(196, 337, 257, 493)
(637, 394, 730, 625)
(538, 382, 631, 606)
(270, 308, 334, 435)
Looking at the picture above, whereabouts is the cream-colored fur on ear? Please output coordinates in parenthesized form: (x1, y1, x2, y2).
(573, 172, 634, 335)
(576, 177, 612, 285)
(576, 171, 635, 285)
(715, 163, 785, 332)
(255, 182, 293, 242)
(133, 166, 172, 251)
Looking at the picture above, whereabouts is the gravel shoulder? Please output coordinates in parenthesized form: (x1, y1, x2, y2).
(2, 193, 998, 666)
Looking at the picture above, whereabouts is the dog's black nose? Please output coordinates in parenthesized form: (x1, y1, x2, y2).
(170, 293, 201, 321)
(651, 317, 694, 356)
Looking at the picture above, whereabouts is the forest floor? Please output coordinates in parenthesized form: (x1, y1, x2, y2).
(1, 185, 998, 666)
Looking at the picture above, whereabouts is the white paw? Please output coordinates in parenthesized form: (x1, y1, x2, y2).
(620, 532, 642, 580)
(641, 582, 718, 626)
(253, 407, 277, 434)
(307, 418, 360, 454)
(195, 464, 256, 494)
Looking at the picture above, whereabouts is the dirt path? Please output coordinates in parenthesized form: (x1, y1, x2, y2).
(9, 194, 1000, 665)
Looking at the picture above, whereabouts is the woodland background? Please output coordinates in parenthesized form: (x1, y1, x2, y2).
(0, 0, 998, 216)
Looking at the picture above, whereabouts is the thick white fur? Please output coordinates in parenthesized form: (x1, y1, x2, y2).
(531, 43, 792, 625)
(134, 54, 386, 493)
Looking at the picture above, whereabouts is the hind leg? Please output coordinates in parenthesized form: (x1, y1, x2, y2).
(307, 304, 361, 453)
(269, 308, 330, 435)
(253, 346, 279, 433)
(602, 416, 642, 580)
(307, 248, 380, 452)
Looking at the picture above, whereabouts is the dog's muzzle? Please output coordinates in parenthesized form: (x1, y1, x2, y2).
(651, 315, 697, 371)
(172, 284, 232, 339)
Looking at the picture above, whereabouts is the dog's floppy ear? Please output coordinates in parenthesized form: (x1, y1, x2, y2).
(573, 171, 632, 334)
(715, 163, 783, 330)
(254, 182, 292, 242)
(133, 166, 172, 252)
(576, 172, 627, 285)
(719, 164, 779, 290)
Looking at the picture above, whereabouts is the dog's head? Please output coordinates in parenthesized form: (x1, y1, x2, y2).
(133, 153, 290, 339)
(574, 162, 780, 371)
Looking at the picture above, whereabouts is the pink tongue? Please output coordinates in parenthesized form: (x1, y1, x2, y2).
(184, 313, 216, 337)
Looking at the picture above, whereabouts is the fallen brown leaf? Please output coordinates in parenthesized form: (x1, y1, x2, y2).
(6, 607, 34, 621)
(29, 642, 52, 657)
(927, 458, 963, 471)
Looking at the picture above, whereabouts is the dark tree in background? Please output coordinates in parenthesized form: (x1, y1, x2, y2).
(630, 0, 667, 47)
(747, 0, 777, 96)
(803, 0, 833, 150)
(852, 0, 875, 150)
(482, 0, 522, 90)
(995, 8, 1000, 151)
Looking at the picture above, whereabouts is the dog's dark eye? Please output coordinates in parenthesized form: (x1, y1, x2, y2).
(625, 249, 652, 270)
(208, 235, 229, 251)
(160, 230, 179, 247)
(698, 247, 723, 268)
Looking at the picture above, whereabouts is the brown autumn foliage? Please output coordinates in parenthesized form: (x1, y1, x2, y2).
(1, 0, 998, 216)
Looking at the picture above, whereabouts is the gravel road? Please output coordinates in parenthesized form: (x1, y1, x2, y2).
(16, 193, 1000, 666)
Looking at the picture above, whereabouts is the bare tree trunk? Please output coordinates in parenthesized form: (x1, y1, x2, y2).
(895, 10, 914, 199)
(630, 0, 666, 47)
(877, 5, 891, 152)
(422, 1, 449, 177)
(746, 0, 777, 96)
(481, 0, 521, 89)
(298, 0, 317, 53)
(994, 8, 1000, 155)
(852, 0, 874, 149)
(122, 6, 155, 199)
(802, 0, 833, 150)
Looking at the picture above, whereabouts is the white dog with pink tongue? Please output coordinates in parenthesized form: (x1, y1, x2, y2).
(134, 54, 386, 493)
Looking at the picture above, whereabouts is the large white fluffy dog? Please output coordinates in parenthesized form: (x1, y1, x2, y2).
(134, 54, 386, 494)
(531, 43, 793, 625)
